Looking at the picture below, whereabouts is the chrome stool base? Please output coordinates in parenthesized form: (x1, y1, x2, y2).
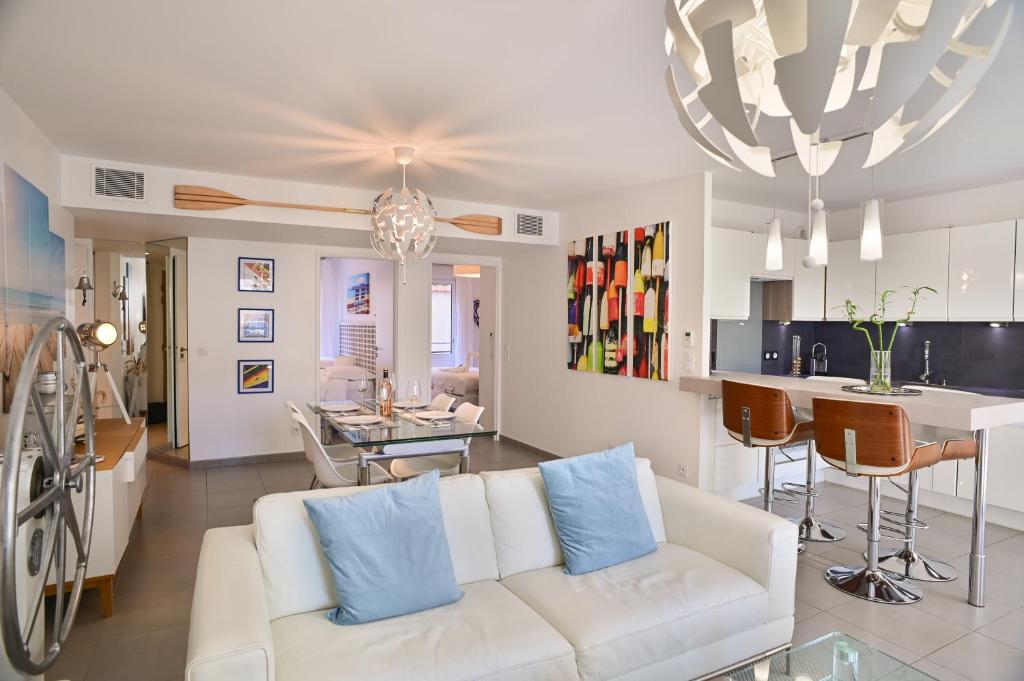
(793, 515, 847, 543)
(825, 565, 923, 605)
(874, 548, 958, 582)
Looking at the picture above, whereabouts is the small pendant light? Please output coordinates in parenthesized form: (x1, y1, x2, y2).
(860, 169, 883, 261)
(765, 175, 783, 271)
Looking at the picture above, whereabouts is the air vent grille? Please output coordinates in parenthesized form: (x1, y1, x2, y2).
(93, 166, 145, 200)
(515, 213, 543, 237)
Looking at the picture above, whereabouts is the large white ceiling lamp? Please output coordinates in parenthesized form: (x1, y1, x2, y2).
(663, 0, 1012, 177)
(371, 146, 438, 284)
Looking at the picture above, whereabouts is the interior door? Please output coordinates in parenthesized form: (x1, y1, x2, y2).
(477, 266, 497, 430)
(169, 246, 189, 447)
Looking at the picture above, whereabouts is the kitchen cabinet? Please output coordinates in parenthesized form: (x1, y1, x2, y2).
(875, 230, 949, 321)
(791, 239, 825, 320)
(948, 221, 1015, 321)
(1014, 221, 1024, 321)
(709, 228, 762, 319)
(825, 239, 876, 320)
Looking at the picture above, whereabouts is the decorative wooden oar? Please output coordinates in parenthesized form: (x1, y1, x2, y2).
(173, 185, 502, 236)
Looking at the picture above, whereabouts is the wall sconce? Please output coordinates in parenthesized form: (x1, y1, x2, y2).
(74, 271, 94, 306)
(112, 280, 128, 302)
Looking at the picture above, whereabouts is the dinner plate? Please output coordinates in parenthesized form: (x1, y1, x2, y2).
(394, 400, 428, 409)
(337, 414, 383, 426)
(322, 402, 361, 413)
(417, 410, 456, 420)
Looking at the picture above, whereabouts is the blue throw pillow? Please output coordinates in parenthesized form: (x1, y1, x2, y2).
(303, 470, 463, 624)
(539, 443, 657, 575)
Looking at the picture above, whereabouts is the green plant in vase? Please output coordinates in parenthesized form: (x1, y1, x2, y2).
(842, 286, 935, 393)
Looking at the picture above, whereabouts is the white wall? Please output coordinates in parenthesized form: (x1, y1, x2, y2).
(187, 237, 437, 461)
(501, 173, 711, 484)
(0, 84, 75, 439)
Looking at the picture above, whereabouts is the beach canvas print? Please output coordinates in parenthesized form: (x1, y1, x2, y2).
(346, 272, 370, 314)
(0, 165, 66, 411)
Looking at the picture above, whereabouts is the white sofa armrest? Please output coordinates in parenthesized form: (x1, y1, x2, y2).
(187, 525, 275, 681)
(655, 476, 797, 621)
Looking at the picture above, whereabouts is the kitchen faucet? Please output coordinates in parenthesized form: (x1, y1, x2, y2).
(919, 340, 932, 383)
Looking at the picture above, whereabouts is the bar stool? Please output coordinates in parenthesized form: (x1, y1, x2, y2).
(721, 381, 844, 547)
(812, 397, 949, 604)
(875, 386, 977, 582)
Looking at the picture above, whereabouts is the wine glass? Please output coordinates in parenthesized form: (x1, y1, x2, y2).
(407, 379, 422, 407)
(356, 375, 369, 405)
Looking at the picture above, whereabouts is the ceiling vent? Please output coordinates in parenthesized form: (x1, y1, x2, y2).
(93, 166, 145, 201)
(515, 213, 543, 237)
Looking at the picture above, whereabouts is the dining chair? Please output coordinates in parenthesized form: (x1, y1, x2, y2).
(429, 393, 457, 412)
(388, 402, 485, 480)
(292, 413, 392, 488)
(285, 401, 362, 489)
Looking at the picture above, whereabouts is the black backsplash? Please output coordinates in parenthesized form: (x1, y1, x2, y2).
(761, 321, 1024, 391)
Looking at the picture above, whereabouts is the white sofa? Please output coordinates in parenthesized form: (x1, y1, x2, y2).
(186, 459, 797, 681)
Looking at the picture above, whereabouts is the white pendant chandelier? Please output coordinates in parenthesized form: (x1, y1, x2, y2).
(371, 146, 438, 283)
(664, 0, 1012, 178)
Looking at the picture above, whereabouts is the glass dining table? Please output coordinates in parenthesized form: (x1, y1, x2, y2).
(307, 400, 498, 484)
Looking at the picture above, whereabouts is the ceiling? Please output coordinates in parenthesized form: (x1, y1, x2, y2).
(0, 0, 1022, 212)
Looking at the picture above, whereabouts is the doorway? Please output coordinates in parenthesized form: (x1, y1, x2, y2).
(145, 238, 189, 456)
(318, 256, 395, 402)
(429, 263, 497, 430)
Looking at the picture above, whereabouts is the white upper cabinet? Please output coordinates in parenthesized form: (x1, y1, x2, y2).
(948, 221, 1015, 322)
(1015, 222, 1024, 321)
(875, 230, 949, 321)
(825, 239, 876, 320)
(790, 238, 825, 320)
(709, 228, 762, 319)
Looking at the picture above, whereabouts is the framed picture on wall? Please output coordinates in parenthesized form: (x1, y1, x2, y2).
(238, 359, 274, 394)
(238, 308, 274, 342)
(238, 256, 274, 292)
(346, 272, 370, 314)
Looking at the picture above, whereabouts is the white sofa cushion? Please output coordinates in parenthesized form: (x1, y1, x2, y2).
(270, 580, 578, 681)
(499, 543, 769, 681)
(481, 458, 666, 578)
(254, 474, 499, 620)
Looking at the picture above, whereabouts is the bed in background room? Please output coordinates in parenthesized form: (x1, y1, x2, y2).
(431, 352, 479, 407)
(320, 355, 374, 402)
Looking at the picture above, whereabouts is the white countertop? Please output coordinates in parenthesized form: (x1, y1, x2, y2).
(679, 371, 1024, 431)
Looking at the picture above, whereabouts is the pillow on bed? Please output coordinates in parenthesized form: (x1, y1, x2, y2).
(334, 355, 357, 366)
(323, 365, 368, 380)
(439, 365, 467, 373)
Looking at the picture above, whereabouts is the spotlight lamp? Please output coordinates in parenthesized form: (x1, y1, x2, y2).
(77, 320, 119, 351)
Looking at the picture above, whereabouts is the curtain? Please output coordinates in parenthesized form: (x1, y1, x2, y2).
(320, 259, 342, 358)
(452, 277, 480, 366)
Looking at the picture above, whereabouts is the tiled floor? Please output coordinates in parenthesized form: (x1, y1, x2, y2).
(48, 452, 1022, 681)
(745, 483, 1024, 681)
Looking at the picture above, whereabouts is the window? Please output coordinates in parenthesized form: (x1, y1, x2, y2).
(431, 282, 453, 353)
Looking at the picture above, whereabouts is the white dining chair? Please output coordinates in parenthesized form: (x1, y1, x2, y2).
(285, 401, 363, 488)
(429, 393, 457, 412)
(388, 402, 485, 480)
(292, 413, 392, 488)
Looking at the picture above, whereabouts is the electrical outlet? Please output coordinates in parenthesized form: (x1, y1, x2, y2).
(289, 425, 299, 436)
(677, 464, 688, 479)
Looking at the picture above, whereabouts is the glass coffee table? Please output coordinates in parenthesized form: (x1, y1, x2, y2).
(713, 632, 935, 680)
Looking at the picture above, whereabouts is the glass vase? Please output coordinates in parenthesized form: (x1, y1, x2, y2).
(869, 350, 892, 393)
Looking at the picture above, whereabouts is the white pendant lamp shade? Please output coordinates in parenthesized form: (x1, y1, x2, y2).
(370, 147, 438, 283)
(765, 217, 784, 271)
(663, 1, 1012, 177)
(860, 198, 884, 261)
(807, 199, 828, 268)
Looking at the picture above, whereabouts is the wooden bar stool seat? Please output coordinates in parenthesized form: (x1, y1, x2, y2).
(812, 397, 946, 604)
(721, 381, 845, 548)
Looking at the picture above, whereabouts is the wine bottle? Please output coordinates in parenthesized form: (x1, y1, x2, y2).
(379, 369, 394, 417)
(643, 277, 657, 333)
(652, 222, 666, 278)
